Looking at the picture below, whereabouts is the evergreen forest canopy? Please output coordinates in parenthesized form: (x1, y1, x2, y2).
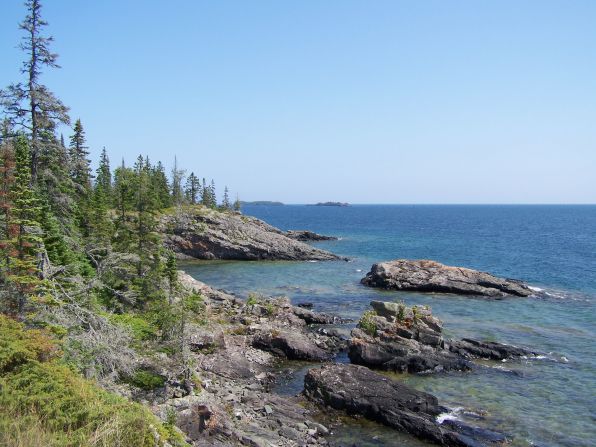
(0, 2, 239, 445)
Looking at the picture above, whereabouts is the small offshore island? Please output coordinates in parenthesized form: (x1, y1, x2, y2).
(308, 202, 350, 207)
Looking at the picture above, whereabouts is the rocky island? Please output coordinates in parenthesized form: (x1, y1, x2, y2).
(361, 259, 533, 297)
(309, 202, 350, 207)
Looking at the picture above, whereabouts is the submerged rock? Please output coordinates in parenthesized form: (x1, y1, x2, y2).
(161, 206, 340, 261)
(304, 364, 503, 446)
(285, 230, 338, 241)
(349, 300, 534, 373)
(361, 259, 532, 297)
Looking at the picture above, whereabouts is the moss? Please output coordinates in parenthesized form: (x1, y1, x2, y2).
(0, 315, 187, 447)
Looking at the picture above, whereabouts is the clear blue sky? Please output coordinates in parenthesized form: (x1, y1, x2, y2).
(1, 0, 595, 204)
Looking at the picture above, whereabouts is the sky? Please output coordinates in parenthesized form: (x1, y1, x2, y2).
(1, 0, 595, 204)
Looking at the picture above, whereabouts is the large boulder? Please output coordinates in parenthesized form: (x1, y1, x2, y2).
(161, 207, 341, 261)
(304, 364, 505, 447)
(361, 259, 532, 297)
(253, 329, 331, 361)
(349, 301, 534, 373)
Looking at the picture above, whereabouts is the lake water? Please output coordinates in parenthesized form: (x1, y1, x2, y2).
(182, 205, 596, 447)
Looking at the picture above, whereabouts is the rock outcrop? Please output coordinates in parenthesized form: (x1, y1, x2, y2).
(161, 207, 341, 261)
(285, 230, 338, 241)
(143, 272, 348, 446)
(304, 364, 506, 447)
(349, 300, 535, 373)
(361, 259, 532, 297)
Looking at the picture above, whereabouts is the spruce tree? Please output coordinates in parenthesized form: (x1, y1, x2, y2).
(221, 186, 231, 209)
(95, 147, 112, 197)
(69, 118, 92, 193)
(0, 0, 70, 183)
(1, 135, 44, 318)
(184, 172, 200, 205)
(170, 156, 185, 206)
(209, 180, 217, 208)
(151, 161, 171, 209)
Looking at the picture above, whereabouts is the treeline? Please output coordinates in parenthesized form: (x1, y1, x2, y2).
(0, 0, 240, 320)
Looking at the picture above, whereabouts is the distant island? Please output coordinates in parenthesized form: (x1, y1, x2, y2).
(309, 202, 350, 207)
(240, 201, 285, 206)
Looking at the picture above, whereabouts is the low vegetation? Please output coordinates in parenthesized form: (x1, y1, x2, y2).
(0, 315, 187, 447)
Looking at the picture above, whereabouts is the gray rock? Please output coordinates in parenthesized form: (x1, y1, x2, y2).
(304, 364, 498, 446)
(161, 207, 341, 261)
(349, 301, 533, 374)
(448, 338, 537, 360)
(285, 230, 338, 241)
(361, 259, 532, 297)
(253, 329, 331, 361)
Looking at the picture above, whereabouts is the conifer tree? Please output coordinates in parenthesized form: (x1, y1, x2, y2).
(170, 157, 185, 206)
(184, 172, 200, 205)
(209, 180, 217, 208)
(95, 147, 112, 197)
(233, 194, 241, 212)
(0, 135, 44, 318)
(69, 118, 92, 193)
(221, 186, 231, 209)
(151, 161, 171, 209)
(0, 0, 70, 183)
(200, 178, 209, 207)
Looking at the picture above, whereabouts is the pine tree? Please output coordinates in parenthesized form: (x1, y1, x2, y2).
(164, 250, 178, 304)
(0, 135, 44, 318)
(0, 0, 70, 183)
(170, 157, 185, 206)
(151, 161, 171, 209)
(184, 172, 200, 205)
(209, 180, 217, 208)
(221, 186, 231, 209)
(95, 147, 112, 197)
(69, 118, 92, 193)
(233, 194, 241, 212)
(200, 178, 209, 207)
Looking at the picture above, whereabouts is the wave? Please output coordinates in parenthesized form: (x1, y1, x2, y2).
(437, 407, 463, 424)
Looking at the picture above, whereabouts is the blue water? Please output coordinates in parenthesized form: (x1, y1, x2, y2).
(182, 205, 596, 447)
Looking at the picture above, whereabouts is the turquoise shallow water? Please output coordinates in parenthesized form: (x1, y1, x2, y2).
(182, 205, 596, 447)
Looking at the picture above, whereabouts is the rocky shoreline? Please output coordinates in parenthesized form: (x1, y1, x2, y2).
(161, 207, 342, 261)
(132, 270, 541, 447)
(147, 212, 542, 446)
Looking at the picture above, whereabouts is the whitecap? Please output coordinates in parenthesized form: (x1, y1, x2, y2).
(528, 286, 543, 292)
(356, 269, 362, 273)
(307, 260, 318, 263)
(437, 407, 463, 424)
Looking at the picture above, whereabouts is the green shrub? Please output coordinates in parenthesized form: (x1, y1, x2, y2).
(397, 302, 406, 322)
(108, 313, 157, 341)
(126, 369, 166, 390)
(183, 292, 205, 315)
(359, 310, 378, 337)
(0, 315, 186, 447)
(246, 293, 259, 306)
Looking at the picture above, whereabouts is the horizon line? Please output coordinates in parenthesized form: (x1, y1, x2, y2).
(242, 202, 596, 206)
